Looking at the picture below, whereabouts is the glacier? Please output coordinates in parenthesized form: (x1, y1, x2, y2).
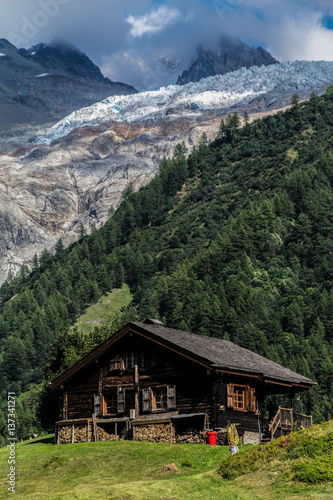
(37, 60, 333, 144)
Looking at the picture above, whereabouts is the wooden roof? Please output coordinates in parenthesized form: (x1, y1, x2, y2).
(51, 321, 314, 389)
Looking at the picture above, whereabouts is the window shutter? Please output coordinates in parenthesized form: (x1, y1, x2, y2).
(167, 385, 176, 409)
(109, 355, 123, 371)
(142, 387, 152, 412)
(227, 384, 234, 408)
(247, 387, 256, 412)
(117, 388, 126, 413)
(94, 394, 102, 416)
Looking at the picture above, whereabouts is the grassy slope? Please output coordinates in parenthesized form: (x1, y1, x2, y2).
(1, 422, 333, 500)
(70, 284, 133, 334)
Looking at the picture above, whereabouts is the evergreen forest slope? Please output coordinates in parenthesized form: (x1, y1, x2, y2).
(1, 90, 333, 439)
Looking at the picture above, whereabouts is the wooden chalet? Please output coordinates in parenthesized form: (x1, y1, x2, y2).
(51, 320, 314, 445)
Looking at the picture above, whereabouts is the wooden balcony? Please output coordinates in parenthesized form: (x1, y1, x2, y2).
(268, 407, 312, 441)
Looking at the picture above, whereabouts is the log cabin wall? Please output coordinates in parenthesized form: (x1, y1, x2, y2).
(213, 377, 266, 436)
(63, 335, 214, 421)
(100, 337, 213, 419)
(62, 333, 266, 436)
(65, 366, 98, 419)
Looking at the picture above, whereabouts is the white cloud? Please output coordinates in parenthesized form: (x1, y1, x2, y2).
(127, 5, 180, 37)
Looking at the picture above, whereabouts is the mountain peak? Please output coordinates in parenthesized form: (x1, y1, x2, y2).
(26, 39, 107, 82)
(177, 36, 278, 85)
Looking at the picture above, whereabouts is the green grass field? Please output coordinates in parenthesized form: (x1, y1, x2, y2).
(71, 284, 133, 334)
(1, 422, 333, 500)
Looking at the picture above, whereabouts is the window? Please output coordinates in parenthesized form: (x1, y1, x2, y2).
(234, 386, 246, 410)
(109, 355, 124, 371)
(142, 385, 176, 412)
(125, 352, 135, 369)
(227, 384, 256, 412)
(153, 387, 168, 410)
(139, 351, 150, 369)
(103, 392, 117, 415)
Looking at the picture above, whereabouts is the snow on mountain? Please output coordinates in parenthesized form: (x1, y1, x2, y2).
(37, 60, 333, 144)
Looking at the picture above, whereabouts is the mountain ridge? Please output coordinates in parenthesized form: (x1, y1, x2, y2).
(1, 59, 333, 285)
(0, 38, 137, 126)
(177, 37, 278, 85)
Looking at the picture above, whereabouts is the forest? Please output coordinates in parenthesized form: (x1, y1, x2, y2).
(1, 89, 333, 443)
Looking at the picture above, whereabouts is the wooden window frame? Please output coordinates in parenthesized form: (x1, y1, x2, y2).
(120, 351, 151, 370)
(152, 386, 168, 411)
(142, 385, 176, 413)
(109, 355, 124, 372)
(125, 352, 136, 370)
(227, 383, 256, 412)
(103, 392, 117, 416)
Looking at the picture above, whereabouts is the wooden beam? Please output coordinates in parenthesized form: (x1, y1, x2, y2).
(134, 363, 139, 417)
(71, 424, 75, 444)
(92, 414, 99, 442)
(63, 391, 68, 420)
(98, 367, 103, 393)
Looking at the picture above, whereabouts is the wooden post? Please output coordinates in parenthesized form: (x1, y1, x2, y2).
(63, 391, 68, 420)
(55, 425, 59, 445)
(134, 363, 139, 417)
(72, 424, 75, 444)
(87, 422, 89, 442)
(115, 422, 118, 440)
(98, 367, 103, 394)
(92, 414, 99, 442)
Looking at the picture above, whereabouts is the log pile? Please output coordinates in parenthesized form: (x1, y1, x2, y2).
(133, 423, 173, 443)
(97, 427, 118, 441)
(175, 429, 206, 444)
(58, 424, 93, 443)
(74, 424, 91, 443)
(58, 426, 72, 444)
(216, 430, 227, 446)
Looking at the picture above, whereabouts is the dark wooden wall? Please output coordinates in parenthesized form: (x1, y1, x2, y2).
(62, 333, 266, 435)
(212, 377, 266, 435)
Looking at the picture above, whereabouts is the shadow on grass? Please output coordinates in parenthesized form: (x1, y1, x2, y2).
(22, 435, 55, 446)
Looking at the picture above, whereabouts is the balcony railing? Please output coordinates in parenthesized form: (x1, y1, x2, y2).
(268, 407, 312, 441)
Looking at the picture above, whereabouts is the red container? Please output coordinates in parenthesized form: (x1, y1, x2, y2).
(207, 431, 218, 446)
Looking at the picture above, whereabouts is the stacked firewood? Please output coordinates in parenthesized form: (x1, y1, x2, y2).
(97, 427, 118, 441)
(216, 430, 227, 446)
(175, 429, 206, 444)
(133, 423, 172, 443)
(57, 424, 93, 443)
(74, 425, 91, 443)
(58, 426, 72, 444)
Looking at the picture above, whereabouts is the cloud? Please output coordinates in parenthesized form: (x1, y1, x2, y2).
(1, 0, 333, 90)
(126, 5, 180, 37)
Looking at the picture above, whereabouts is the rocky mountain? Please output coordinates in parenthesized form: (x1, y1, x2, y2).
(177, 37, 278, 85)
(0, 38, 136, 126)
(0, 59, 333, 284)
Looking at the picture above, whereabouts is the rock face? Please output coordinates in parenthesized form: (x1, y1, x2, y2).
(1, 58, 333, 285)
(0, 38, 136, 126)
(0, 114, 223, 283)
(177, 37, 278, 85)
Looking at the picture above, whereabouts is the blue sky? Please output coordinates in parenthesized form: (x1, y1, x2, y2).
(1, 0, 333, 89)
